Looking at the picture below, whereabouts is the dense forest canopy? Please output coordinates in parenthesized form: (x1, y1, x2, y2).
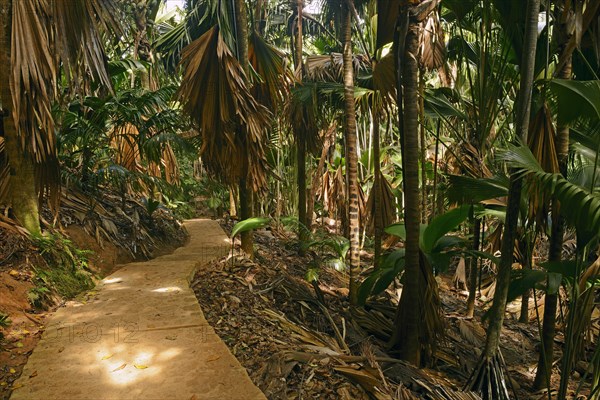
(1, 0, 600, 399)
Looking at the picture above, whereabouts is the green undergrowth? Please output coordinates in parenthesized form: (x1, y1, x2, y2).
(29, 232, 95, 307)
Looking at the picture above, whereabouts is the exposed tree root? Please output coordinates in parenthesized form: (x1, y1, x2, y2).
(465, 350, 516, 400)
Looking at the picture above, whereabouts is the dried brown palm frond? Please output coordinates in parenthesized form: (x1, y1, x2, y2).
(111, 124, 142, 173)
(418, 11, 445, 71)
(365, 171, 396, 235)
(177, 25, 271, 191)
(52, 0, 120, 91)
(160, 143, 180, 185)
(304, 52, 370, 83)
(248, 31, 292, 112)
(372, 54, 397, 103)
(527, 103, 559, 229)
(6, 0, 119, 209)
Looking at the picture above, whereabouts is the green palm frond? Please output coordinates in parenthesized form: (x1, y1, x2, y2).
(499, 144, 600, 246)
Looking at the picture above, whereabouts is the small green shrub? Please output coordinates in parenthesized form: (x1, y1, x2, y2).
(29, 232, 95, 307)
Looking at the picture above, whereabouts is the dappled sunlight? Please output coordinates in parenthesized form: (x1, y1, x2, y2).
(152, 286, 182, 293)
(102, 277, 123, 284)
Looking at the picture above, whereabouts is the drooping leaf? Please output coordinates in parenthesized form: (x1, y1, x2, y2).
(499, 144, 600, 247)
(507, 269, 547, 302)
(550, 79, 600, 125)
(446, 174, 509, 205)
(422, 205, 471, 253)
(231, 217, 270, 239)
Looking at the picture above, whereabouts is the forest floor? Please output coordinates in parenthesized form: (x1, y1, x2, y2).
(1, 211, 593, 399)
(6, 219, 264, 400)
(191, 218, 592, 400)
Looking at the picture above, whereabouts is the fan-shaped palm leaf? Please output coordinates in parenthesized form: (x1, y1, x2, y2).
(177, 25, 271, 191)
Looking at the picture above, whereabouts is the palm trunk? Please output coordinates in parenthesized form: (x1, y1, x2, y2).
(294, 0, 309, 244)
(391, 5, 422, 365)
(342, 0, 360, 304)
(307, 125, 335, 230)
(533, 54, 572, 391)
(482, 0, 539, 360)
(467, 0, 540, 397)
(419, 70, 427, 223)
(519, 241, 531, 323)
(466, 216, 481, 318)
(372, 95, 383, 268)
(234, 0, 254, 257)
(133, 0, 153, 89)
(0, 0, 40, 235)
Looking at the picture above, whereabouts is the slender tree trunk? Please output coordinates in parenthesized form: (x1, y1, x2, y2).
(307, 125, 335, 230)
(372, 95, 383, 268)
(342, 0, 360, 304)
(466, 216, 481, 318)
(294, 0, 309, 245)
(391, 5, 422, 365)
(132, 0, 156, 89)
(0, 0, 41, 235)
(482, 0, 540, 360)
(419, 70, 427, 223)
(533, 54, 572, 391)
(239, 177, 253, 256)
(234, 0, 254, 257)
(519, 241, 531, 323)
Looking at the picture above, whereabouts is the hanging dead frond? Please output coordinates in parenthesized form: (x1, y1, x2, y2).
(177, 25, 271, 191)
(304, 53, 370, 83)
(7, 0, 119, 210)
(111, 124, 142, 173)
(527, 103, 559, 229)
(365, 171, 396, 234)
(248, 31, 292, 111)
(418, 11, 446, 71)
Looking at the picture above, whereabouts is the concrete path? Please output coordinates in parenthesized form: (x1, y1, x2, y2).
(11, 219, 266, 400)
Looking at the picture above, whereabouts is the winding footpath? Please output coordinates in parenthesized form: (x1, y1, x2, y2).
(11, 219, 265, 400)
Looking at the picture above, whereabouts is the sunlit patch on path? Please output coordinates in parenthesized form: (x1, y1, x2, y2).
(10, 219, 265, 400)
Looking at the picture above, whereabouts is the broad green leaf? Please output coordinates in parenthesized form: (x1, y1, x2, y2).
(357, 250, 405, 306)
(423, 205, 471, 253)
(547, 272, 563, 295)
(446, 174, 509, 205)
(507, 269, 547, 302)
(231, 217, 270, 238)
(550, 79, 600, 125)
(384, 224, 426, 247)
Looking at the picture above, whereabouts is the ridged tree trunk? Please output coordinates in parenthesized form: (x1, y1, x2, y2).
(0, 0, 41, 235)
(482, 0, 539, 360)
(372, 93, 383, 268)
(342, 0, 360, 304)
(234, 0, 254, 257)
(294, 0, 308, 246)
(391, 3, 422, 365)
(466, 217, 481, 318)
(533, 54, 572, 392)
(467, 1, 540, 398)
(133, 0, 152, 89)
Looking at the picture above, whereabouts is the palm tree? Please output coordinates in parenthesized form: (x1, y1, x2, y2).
(466, 0, 541, 397)
(341, 0, 361, 304)
(533, 0, 600, 388)
(0, 0, 118, 234)
(387, 0, 441, 366)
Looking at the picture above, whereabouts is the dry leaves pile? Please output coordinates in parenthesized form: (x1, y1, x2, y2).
(192, 223, 489, 399)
